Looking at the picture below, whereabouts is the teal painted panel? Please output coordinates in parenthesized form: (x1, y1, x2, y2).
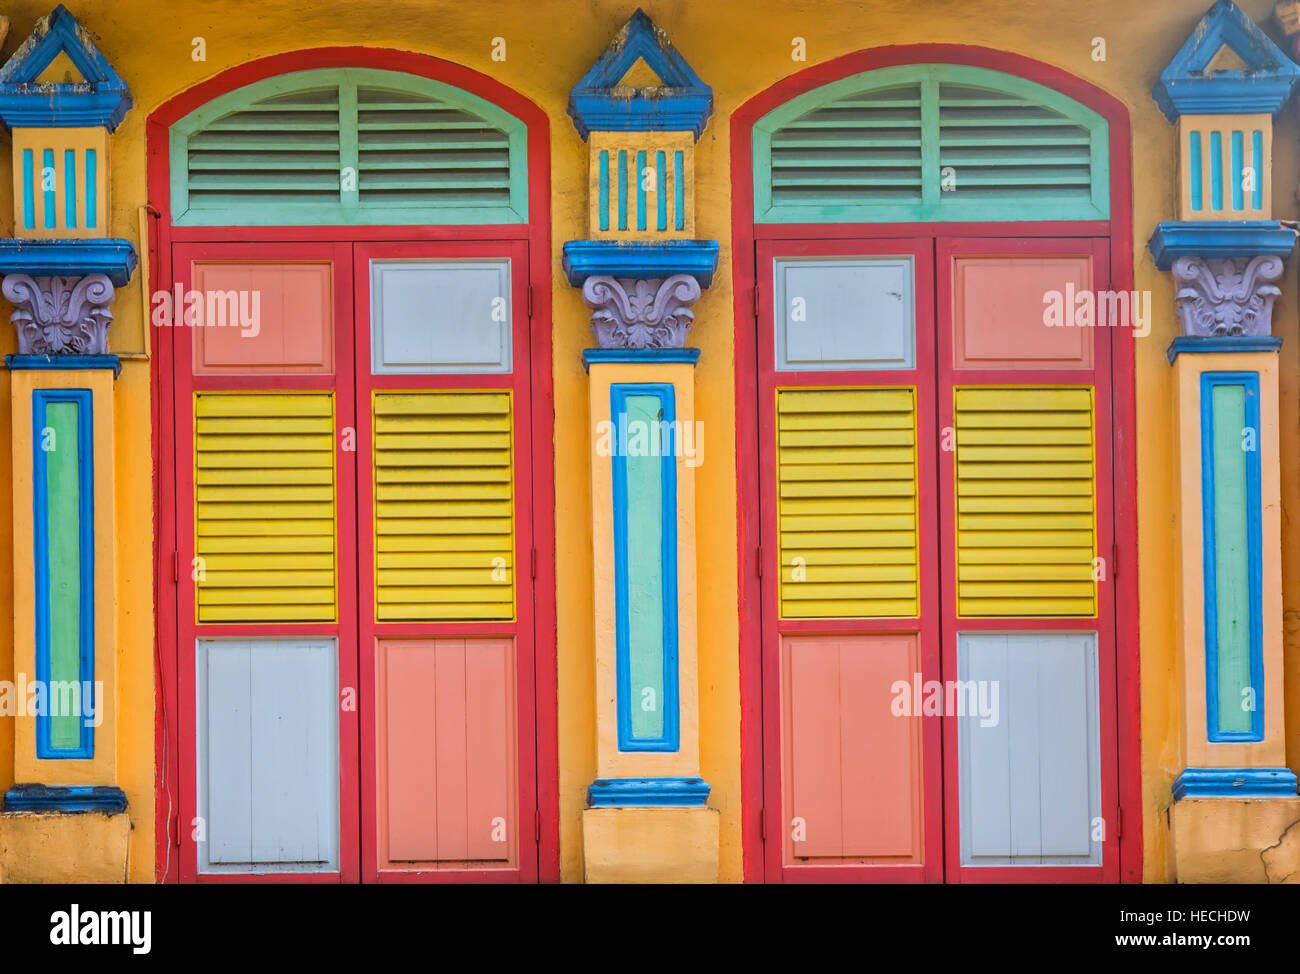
(170, 68, 528, 226)
(45, 401, 82, 750)
(1211, 383, 1252, 734)
(624, 393, 665, 742)
(753, 64, 1109, 223)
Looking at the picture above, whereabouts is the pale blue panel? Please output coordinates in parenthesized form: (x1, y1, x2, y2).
(371, 259, 512, 374)
(197, 638, 339, 874)
(774, 257, 915, 371)
(958, 632, 1101, 867)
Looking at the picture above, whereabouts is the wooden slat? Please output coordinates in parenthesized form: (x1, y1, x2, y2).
(954, 386, 1097, 617)
(194, 393, 336, 623)
(777, 388, 919, 618)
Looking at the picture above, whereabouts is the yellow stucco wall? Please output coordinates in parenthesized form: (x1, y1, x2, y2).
(0, 0, 1296, 883)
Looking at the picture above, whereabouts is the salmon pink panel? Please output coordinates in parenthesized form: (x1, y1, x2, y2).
(783, 633, 923, 865)
(377, 638, 516, 869)
(952, 256, 1093, 370)
(191, 261, 334, 374)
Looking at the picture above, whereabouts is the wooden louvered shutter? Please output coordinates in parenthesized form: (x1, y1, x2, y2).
(193, 392, 337, 623)
(776, 388, 919, 618)
(170, 68, 527, 226)
(953, 387, 1097, 617)
(754, 63, 1108, 223)
(373, 391, 515, 621)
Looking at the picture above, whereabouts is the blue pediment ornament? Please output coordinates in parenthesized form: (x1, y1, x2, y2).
(1153, 0, 1300, 120)
(0, 4, 132, 131)
(568, 8, 713, 140)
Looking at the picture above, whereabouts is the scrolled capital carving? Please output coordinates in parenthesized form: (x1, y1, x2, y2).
(1171, 255, 1284, 338)
(2, 273, 116, 355)
(581, 274, 702, 349)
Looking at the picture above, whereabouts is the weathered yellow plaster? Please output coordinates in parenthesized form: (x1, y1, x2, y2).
(0, 810, 130, 883)
(582, 805, 719, 883)
(1169, 797, 1300, 883)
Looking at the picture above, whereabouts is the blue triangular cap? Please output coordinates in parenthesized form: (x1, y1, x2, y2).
(1153, 0, 1300, 120)
(0, 5, 132, 131)
(568, 8, 713, 140)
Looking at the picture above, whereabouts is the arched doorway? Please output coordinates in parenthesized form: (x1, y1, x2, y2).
(731, 47, 1140, 883)
(148, 50, 557, 884)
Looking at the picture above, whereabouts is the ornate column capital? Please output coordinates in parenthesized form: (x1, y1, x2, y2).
(580, 274, 702, 350)
(1170, 255, 1283, 338)
(2, 273, 116, 355)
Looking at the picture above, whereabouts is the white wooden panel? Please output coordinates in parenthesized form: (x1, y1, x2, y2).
(958, 632, 1101, 867)
(774, 257, 915, 371)
(197, 638, 339, 874)
(371, 259, 512, 374)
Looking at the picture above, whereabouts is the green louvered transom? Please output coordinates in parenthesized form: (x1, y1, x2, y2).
(170, 68, 528, 226)
(754, 64, 1109, 223)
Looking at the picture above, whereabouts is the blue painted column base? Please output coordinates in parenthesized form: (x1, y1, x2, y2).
(1172, 767, 1298, 800)
(587, 776, 711, 807)
(3, 784, 127, 813)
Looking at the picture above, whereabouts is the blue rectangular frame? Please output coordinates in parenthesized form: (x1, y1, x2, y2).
(32, 388, 95, 759)
(610, 382, 681, 752)
(1200, 371, 1265, 743)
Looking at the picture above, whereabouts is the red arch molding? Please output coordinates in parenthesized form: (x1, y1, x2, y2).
(147, 48, 558, 884)
(730, 44, 1141, 884)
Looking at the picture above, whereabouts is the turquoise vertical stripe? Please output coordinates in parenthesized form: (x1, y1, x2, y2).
(610, 383, 681, 752)
(1252, 130, 1263, 210)
(636, 149, 647, 231)
(617, 149, 628, 230)
(598, 150, 610, 232)
(1189, 131, 1203, 211)
(64, 150, 76, 229)
(656, 150, 667, 230)
(42, 148, 55, 229)
(1210, 131, 1223, 211)
(674, 150, 685, 230)
(85, 149, 97, 229)
(1231, 131, 1243, 211)
(22, 149, 34, 230)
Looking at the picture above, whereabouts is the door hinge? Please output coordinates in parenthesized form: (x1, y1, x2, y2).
(172, 551, 179, 583)
(1111, 543, 1119, 580)
(1116, 805, 1123, 839)
(535, 809, 542, 842)
(756, 546, 762, 578)
(759, 808, 767, 841)
(173, 811, 182, 848)
(527, 285, 534, 320)
(530, 547, 537, 580)
(753, 284, 761, 320)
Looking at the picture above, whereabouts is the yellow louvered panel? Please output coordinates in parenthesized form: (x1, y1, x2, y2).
(955, 386, 1097, 617)
(777, 388, 919, 618)
(194, 393, 337, 623)
(374, 391, 515, 621)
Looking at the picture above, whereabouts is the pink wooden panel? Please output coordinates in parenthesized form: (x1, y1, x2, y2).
(784, 633, 923, 864)
(191, 261, 334, 374)
(377, 637, 517, 869)
(953, 256, 1093, 369)
(434, 639, 469, 862)
(381, 641, 439, 861)
(464, 640, 513, 862)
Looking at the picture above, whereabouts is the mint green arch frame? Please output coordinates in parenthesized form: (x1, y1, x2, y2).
(169, 67, 528, 226)
(753, 63, 1110, 224)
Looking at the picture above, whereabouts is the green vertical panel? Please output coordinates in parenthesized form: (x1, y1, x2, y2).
(625, 394, 665, 741)
(1212, 384, 1252, 734)
(45, 401, 82, 749)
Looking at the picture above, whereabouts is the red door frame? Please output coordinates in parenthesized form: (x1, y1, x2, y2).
(149, 48, 558, 884)
(730, 45, 1140, 884)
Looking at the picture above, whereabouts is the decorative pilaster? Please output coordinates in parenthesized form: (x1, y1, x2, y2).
(1150, 0, 1300, 883)
(0, 5, 134, 825)
(565, 9, 720, 883)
